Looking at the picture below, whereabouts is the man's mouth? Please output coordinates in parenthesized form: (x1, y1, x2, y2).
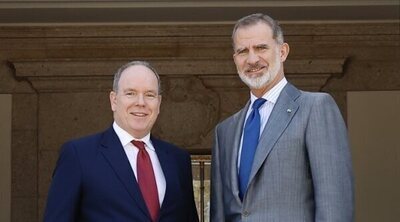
(130, 112, 147, 117)
(247, 66, 265, 73)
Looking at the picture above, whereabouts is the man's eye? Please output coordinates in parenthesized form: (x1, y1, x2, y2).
(145, 93, 157, 99)
(257, 46, 268, 51)
(126, 92, 135, 97)
(256, 44, 269, 51)
(237, 50, 247, 55)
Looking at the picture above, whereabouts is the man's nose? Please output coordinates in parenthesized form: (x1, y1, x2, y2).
(136, 94, 146, 106)
(247, 50, 259, 64)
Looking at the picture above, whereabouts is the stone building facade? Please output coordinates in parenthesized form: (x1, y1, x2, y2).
(0, 21, 399, 221)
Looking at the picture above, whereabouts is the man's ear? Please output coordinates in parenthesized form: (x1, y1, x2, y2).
(280, 43, 290, 62)
(110, 91, 117, 112)
(153, 94, 161, 114)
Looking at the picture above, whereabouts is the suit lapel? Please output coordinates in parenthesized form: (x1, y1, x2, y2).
(99, 127, 149, 217)
(225, 101, 250, 203)
(249, 83, 300, 183)
(151, 137, 177, 215)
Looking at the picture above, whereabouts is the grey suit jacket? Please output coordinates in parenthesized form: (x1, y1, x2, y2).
(210, 83, 354, 222)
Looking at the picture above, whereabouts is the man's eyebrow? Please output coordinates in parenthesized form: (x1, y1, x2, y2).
(145, 89, 158, 93)
(122, 88, 135, 92)
(255, 43, 269, 48)
(235, 47, 247, 53)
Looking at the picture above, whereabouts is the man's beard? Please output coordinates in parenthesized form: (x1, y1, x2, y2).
(238, 54, 281, 90)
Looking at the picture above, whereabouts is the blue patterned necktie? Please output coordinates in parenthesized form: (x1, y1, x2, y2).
(239, 98, 267, 200)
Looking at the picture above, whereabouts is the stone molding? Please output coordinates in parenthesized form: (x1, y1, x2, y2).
(9, 57, 346, 92)
(0, 22, 398, 38)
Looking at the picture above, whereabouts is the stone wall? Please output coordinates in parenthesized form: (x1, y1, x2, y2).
(0, 22, 399, 222)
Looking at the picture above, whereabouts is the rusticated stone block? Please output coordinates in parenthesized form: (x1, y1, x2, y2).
(12, 93, 37, 130)
(38, 150, 59, 198)
(217, 90, 249, 121)
(11, 197, 37, 222)
(11, 130, 37, 197)
(38, 92, 112, 152)
(38, 197, 47, 222)
(153, 76, 219, 149)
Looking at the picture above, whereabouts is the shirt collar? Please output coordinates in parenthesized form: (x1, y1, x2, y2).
(112, 122, 154, 151)
(250, 77, 288, 105)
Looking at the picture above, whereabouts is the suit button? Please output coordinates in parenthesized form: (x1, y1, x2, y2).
(242, 211, 250, 217)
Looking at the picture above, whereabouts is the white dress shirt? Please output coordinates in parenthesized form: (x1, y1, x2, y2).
(113, 122, 166, 205)
(237, 78, 288, 169)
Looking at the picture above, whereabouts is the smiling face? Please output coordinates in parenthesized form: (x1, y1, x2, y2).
(233, 21, 289, 97)
(110, 65, 161, 139)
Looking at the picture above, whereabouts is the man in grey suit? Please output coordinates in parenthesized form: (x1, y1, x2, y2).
(210, 13, 354, 221)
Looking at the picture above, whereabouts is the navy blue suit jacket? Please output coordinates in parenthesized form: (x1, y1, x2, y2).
(44, 127, 199, 222)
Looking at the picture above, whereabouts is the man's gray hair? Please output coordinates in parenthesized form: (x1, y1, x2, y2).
(112, 61, 161, 94)
(232, 13, 284, 46)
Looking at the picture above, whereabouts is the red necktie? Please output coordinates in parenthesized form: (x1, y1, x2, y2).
(132, 140, 160, 222)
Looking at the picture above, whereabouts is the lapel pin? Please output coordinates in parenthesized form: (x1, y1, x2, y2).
(287, 109, 292, 113)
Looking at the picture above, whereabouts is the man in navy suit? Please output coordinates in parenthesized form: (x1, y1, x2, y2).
(44, 61, 199, 222)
